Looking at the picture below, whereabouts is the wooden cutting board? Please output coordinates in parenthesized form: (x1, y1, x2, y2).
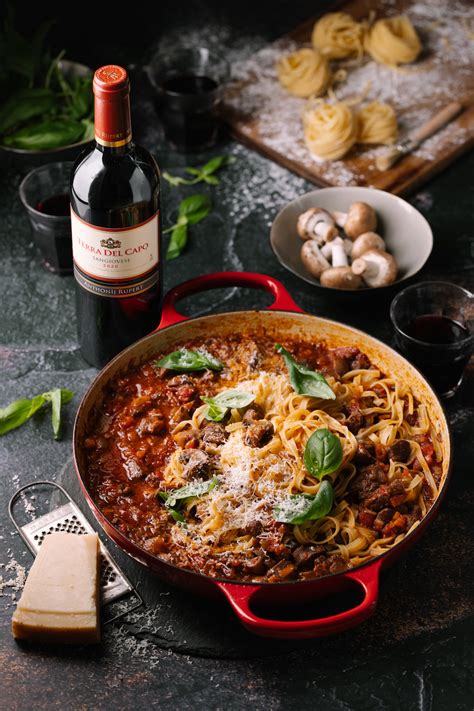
(222, 0, 474, 195)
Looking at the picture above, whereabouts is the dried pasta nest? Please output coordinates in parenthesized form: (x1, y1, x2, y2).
(303, 101, 358, 160)
(365, 16, 422, 65)
(277, 47, 331, 98)
(356, 101, 398, 145)
(312, 12, 367, 60)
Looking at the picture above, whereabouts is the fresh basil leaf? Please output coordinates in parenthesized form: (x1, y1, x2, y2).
(201, 155, 235, 175)
(162, 171, 189, 187)
(0, 398, 40, 436)
(201, 398, 228, 422)
(185, 167, 202, 177)
(203, 175, 219, 186)
(3, 119, 84, 150)
(178, 194, 211, 219)
(0, 88, 55, 136)
(210, 390, 255, 409)
(160, 477, 218, 509)
(185, 203, 211, 225)
(202, 389, 255, 422)
(166, 223, 188, 260)
(0, 388, 74, 437)
(163, 156, 235, 188)
(49, 389, 62, 440)
(275, 344, 335, 400)
(273, 480, 334, 524)
(170, 509, 185, 523)
(156, 348, 223, 372)
(304, 428, 343, 480)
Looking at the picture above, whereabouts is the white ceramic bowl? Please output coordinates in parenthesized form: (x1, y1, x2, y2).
(270, 187, 433, 292)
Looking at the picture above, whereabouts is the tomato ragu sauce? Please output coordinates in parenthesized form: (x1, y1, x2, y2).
(85, 334, 444, 583)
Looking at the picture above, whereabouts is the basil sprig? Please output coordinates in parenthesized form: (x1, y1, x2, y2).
(275, 344, 335, 400)
(304, 428, 343, 480)
(201, 389, 255, 422)
(273, 480, 334, 524)
(164, 194, 212, 260)
(0, 388, 74, 440)
(156, 348, 223, 373)
(159, 477, 218, 521)
(163, 156, 235, 187)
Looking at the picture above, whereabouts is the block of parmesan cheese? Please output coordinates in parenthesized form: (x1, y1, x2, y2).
(12, 532, 100, 644)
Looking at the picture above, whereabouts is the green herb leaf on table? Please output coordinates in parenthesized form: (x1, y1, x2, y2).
(156, 348, 223, 372)
(275, 344, 335, 400)
(0, 388, 74, 438)
(164, 194, 211, 260)
(163, 155, 235, 187)
(304, 428, 343, 480)
(273, 480, 334, 524)
(201, 389, 255, 422)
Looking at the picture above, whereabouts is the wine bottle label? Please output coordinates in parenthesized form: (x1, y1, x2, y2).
(71, 210, 159, 298)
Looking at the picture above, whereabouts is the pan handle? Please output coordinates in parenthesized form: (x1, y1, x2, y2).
(156, 271, 303, 330)
(216, 560, 381, 639)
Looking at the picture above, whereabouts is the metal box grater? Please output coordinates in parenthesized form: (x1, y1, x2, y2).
(9, 481, 142, 622)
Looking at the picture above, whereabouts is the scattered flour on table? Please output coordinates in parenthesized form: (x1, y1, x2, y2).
(223, 0, 474, 185)
(0, 557, 26, 604)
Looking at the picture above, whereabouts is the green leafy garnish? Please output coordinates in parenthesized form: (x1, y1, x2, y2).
(163, 156, 235, 187)
(0, 12, 93, 150)
(275, 344, 335, 400)
(156, 348, 223, 373)
(159, 477, 219, 520)
(164, 194, 212, 260)
(0, 388, 74, 440)
(201, 390, 255, 422)
(304, 428, 343, 480)
(273, 480, 334, 524)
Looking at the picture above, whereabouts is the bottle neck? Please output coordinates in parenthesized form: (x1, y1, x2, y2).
(94, 91, 132, 151)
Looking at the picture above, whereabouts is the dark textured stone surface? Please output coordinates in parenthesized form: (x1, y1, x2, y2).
(0, 2, 473, 709)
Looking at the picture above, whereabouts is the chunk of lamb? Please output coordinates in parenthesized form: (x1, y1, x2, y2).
(345, 399, 365, 434)
(292, 544, 326, 570)
(201, 423, 228, 447)
(178, 449, 213, 479)
(388, 439, 411, 463)
(137, 410, 165, 436)
(242, 404, 264, 426)
(244, 420, 274, 448)
(350, 463, 388, 501)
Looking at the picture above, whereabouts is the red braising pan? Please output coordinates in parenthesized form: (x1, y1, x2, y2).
(74, 272, 451, 639)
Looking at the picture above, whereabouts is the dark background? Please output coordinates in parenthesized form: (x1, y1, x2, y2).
(0, 1, 473, 709)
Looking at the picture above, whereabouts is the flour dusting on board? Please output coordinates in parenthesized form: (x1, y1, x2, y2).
(223, 0, 474, 187)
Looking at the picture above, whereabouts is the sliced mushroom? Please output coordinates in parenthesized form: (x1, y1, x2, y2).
(300, 240, 331, 278)
(297, 208, 339, 245)
(351, 231, 386, 260)
(320, 266, 363, 290)
(333, 202, 377, 241)
(351, 249, 398, 287)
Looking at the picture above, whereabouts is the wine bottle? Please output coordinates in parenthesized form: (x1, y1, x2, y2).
(70, 65, 161, 368)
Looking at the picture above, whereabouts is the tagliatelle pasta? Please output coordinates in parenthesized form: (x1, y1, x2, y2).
(312, 11, 367, 59)
(277, 47, 331, 98)
(356, 101, 398, 145)
(365, 16, 422, 66)
(303, 101, 358, 160)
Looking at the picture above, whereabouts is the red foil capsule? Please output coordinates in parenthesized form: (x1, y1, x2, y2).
(93, 65, 132, 147)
